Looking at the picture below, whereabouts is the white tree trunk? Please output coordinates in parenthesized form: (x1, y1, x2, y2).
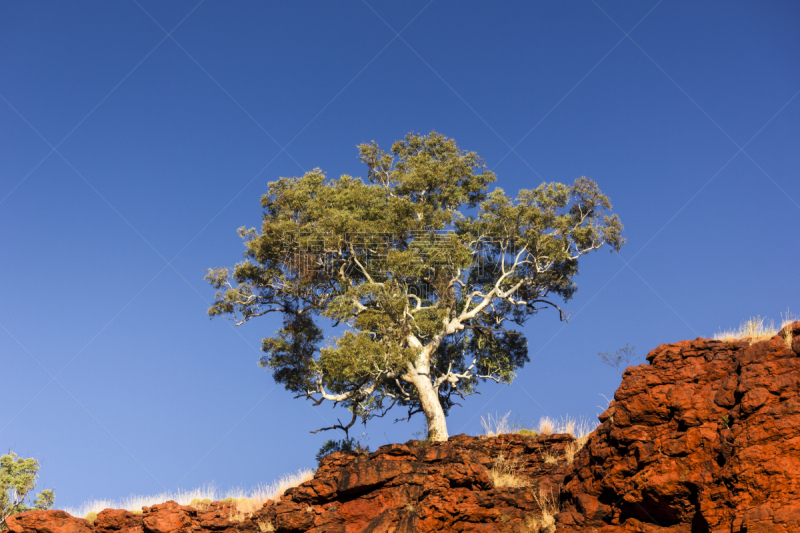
(407, 333, 450, 442)
(413, 373, 449, 442)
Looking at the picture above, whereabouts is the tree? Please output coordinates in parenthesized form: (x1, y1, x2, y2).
(206, 131, 624, 442)
(1, 452, 55, 529)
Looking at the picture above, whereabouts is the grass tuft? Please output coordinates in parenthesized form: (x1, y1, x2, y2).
(489, 453, 530, 488)
(481, 411, 513, 436)
(523, 486, 560, 532)
(781, 309, 797, 349)
(62, 469, 314, 519)
(538, 417, 555, 436)
(256, 520, 275, 532)
(713, 316, 777, 344)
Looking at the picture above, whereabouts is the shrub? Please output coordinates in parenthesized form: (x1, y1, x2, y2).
(315, 437, 369, 466)
(1, 452, 55, 529)
(598, 343, 635, 372)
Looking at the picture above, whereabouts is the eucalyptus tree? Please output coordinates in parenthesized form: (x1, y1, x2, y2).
(206, 131, 624, 442)
(1, 452, 55, 528)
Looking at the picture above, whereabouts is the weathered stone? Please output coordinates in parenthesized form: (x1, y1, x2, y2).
(14, 322, 800, 532)
(6, 511, 93, 533)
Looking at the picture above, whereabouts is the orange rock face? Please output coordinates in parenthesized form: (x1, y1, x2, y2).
(6, 511, 93, 533)
(8, 323, 799, 532)
(559, 321, 800, 532)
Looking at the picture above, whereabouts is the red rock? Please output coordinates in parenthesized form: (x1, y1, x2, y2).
(15, 323, 800, 532)
(141, 502, 191, 533)
(560, 324, 800, 531)
(5, 511, 93, 533)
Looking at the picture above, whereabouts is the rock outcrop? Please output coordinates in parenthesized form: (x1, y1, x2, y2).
(6, 322, 799, 532)
(558, 321, 800, 532)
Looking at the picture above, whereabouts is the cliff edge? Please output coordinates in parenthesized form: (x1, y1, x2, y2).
(8, 322, 799, 532)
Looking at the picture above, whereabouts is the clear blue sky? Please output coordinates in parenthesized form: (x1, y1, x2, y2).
(2, 0, 798, 511)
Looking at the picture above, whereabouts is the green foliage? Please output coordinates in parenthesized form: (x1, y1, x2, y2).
(206, 131, 624, 439)
(84, 512, 97, 524)
(0, 452, 55, 529)
(315, 438, 370, 466)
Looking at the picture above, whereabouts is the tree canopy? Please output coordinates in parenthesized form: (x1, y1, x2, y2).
(1, 452, 55, 529)
(206, 131, 624, 441)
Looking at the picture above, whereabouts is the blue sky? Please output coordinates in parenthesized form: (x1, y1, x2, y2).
(2, 0, 798, 511)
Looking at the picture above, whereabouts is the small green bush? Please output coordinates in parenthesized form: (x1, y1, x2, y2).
(315, 437, 369, 465)
(1, 452, 55, 530)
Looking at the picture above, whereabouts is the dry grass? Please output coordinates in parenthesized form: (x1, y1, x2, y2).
(480, 412, 597, 441)
(563, 442, 578, 464)
(64, 469, 314, 520)
(481, 411, 513, 436)
(490, 453, 530, 488)
(538, 415, 597, 440)
(256, 520, 275, 532)
(713, 316, 777, 344)
(781, 309, 797, 349)
(538, 417, 555, 436)
(481, 411, 541, 438)
(523, 486, 560, 533)
(226, 498, 267, 522)
(542, 452, 558, 465)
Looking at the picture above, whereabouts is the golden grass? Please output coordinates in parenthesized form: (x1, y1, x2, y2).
(490, 453, 530, 489)
(713, 316, 777, 344)
(84, 512, 97, 524)
(226, 498, 266, 522)
(539, 415, 597, 440)
(256, 520, 275, 532)
(537, 417, 555, 436)
(781, 309, 797, 349)
(523, 486, 560, 533)
(563, 442, 578, 465)
(481, 411, 541, 438)
(480, 412, 596, 442)
(481, 411, 513, 437)
(65, 469, 314, 519)
(542, 452, 558, 465)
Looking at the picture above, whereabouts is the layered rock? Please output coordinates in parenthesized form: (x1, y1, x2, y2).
(559, 321, 800, 532)
(7, 322, 799, 532)
(254, 432, 574, 532)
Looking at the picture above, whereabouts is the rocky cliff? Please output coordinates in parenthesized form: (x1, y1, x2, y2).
(7, 322, 799, 532)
